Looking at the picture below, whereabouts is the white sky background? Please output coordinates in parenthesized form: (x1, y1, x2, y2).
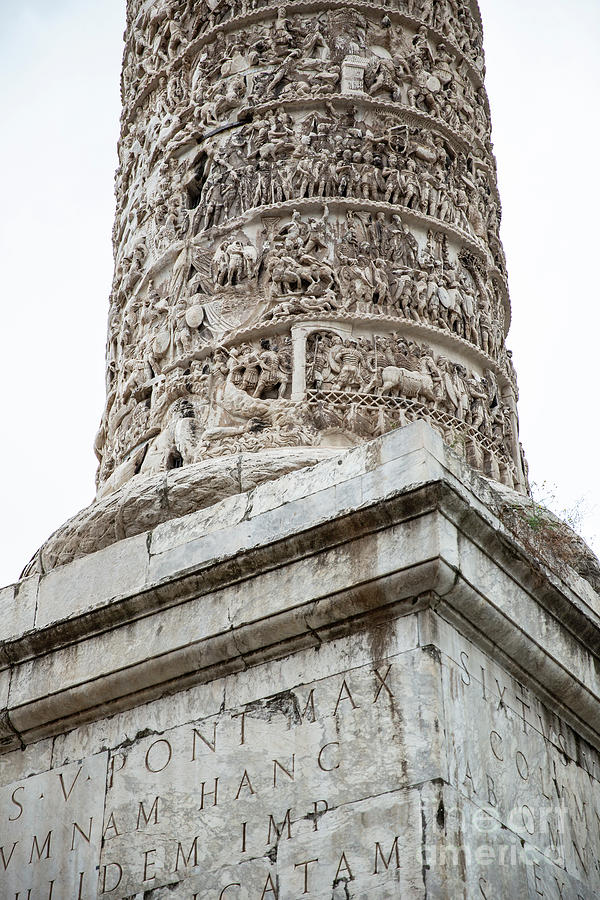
(0, 0, 598, 587)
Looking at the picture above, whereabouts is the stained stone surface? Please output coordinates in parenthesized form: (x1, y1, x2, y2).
(1, 423, 599, 898)
(2, 1, 596, 893)
(93, 0, 528, 521)
(0, 753, 108, 899)
(1, 614, 599, 898)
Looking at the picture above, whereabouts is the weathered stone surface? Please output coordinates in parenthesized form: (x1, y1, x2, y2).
(36, 532, 150, 628)
(150, 491, 250, 556)
(99, 638, 441, 896)
(0, 576, 38, 647)
(3, 423, 600, 751)
(1, 598, 599, 897)
(427, 610, 600, 891)
(3, 0, 599, 891)
(0, 753, 107, 898)
(24, 449, 336, 576)
(0, 738, 54, 789)
(2, 424, 599, 896)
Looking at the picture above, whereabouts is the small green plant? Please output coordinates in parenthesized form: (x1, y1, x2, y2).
(529, 480, 592, 538)
(500, 479, 598, 574)
(524, 507, 553, 533)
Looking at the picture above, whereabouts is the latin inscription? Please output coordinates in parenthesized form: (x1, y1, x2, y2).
(2, 626, 600, 897)
(0, 754, 107, 899)
(444, 638, 600, 894)
(98, 657, 425, 896)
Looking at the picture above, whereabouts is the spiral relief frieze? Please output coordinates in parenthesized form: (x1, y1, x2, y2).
(96, 0, 528, 499)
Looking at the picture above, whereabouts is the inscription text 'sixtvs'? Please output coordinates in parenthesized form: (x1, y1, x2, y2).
(95, 0, 529, 502)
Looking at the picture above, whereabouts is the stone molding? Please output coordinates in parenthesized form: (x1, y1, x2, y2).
(2, 423, 599, 754)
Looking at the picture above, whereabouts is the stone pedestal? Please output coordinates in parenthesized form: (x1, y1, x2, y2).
(1, 422, 599, 899)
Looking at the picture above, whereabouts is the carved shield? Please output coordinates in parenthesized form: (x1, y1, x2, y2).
(186, 305, 205, 329)
(153, 331, 171, 357)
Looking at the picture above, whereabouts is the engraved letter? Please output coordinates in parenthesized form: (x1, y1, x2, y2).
(0, 842, 18, 870)
(145, 739, 172, 773)
(143, 848, 156, 882)
(515, 751, 529, 781)
(572, 840, 589, 875)
(494, 679, 507, 711)
(107, 753, 126, 789)
(103, 812, 120, 840)
(553, 876, 567, 899)
(486, 775, 497, 808)
(335, 852, 354, 881)
(70, 818, 93, 850)
(299, 689, 316, 723)
(295, 859, 318, 894)
(547, 820, 562, 857)
(374, 837, 400, 874)
(192, 723, 217, 758)
(137, 797, 160, 829)
(318, 742, 340, 772)
(29, 832, 52, 863)
(312, 799, 329, 832)
(532, 861, 543, 895)
(539, 765, 554, 801)
(235, 770, 255, 800)
(175, 836, 199, 870)
(515, 686, 531, 734)
(571, 793, 588, 825)
(232, 711, 247, 745)
(260, 873, 278, 898)
(334, 680, 358, 715)
(58, 767, 82, 802)
(267, 809, 292, 844)
(220, 886, 241, 898)
(273, 756, 295, 787)
(521, 805, 535, 835)
(9, 787, 24, 821)
(489, 731, 504, 761)
(101, 862, 123, 893)
(557, 733, 569, 765)
(463, 761, 476, 794)
(373, 665, 394, 703)
(200, 778, 219, 810)
(459, 651, 471, 686)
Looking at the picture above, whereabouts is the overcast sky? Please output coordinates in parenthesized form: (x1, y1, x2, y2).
(0, 0, 598, 588)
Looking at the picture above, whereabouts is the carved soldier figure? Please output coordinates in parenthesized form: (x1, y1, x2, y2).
(407, 56, 438, 114)
(225, 241, 247, 285)
(383, 155, 404, 205)
(330, 340, 364, 392)
(467, 377, 489, 432)
(366, 56, 400, 99)
(254, 343, 290, 398)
